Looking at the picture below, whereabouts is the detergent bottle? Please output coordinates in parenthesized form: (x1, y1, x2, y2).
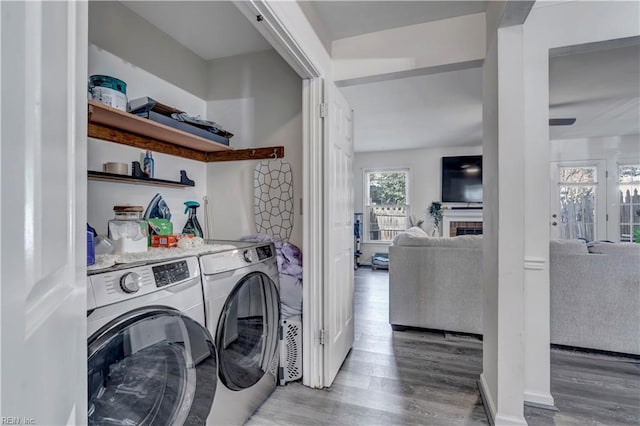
(182, 201, 203, 238)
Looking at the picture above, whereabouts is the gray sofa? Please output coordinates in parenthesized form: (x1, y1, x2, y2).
(389, 228, 640, 355)
(550, 240, 640, 355)
(389, 228, 483, 335)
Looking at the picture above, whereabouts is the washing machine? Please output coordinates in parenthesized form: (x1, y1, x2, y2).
(87, 256, 218, 425)
(199, 241, 280, 426)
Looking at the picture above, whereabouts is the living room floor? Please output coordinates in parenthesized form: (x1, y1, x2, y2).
(247, 267, 640, 425)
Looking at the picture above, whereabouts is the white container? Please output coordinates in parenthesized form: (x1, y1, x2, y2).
(112, 236, 148, 254)
(91, 86, 127, 111)
(108, 206, 148, 254)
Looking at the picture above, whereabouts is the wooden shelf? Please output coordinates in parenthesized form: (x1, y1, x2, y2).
(88, 171, 194, 188)
(87, 101, 285, 163)
(207, 146, 284, 162)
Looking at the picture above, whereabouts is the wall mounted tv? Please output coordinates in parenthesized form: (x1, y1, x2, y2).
(441, 155, 483, 203)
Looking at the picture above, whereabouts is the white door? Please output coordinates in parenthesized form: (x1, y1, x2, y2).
(323, 83, 355, 386)
(1, 1, 88, 423)
(550, 160, 607, 240)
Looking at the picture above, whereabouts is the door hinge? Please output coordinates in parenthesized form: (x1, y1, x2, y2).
(606, 170, 609, 178)
(606, 213, 609, 221)
(319, 329, 326, 345)
(319, 103, 328, 118)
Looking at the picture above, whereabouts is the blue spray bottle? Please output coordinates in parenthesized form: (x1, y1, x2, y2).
(143, 150, 154, 178)
(182, 201, 203, 237)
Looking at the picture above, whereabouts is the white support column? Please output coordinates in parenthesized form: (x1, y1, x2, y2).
(494, 24, 527, 426)
(520, 0, 639, 409)
(521, 17, 555, 409)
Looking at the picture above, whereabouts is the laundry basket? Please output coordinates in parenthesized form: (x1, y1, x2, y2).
(279, 316, 302, 385)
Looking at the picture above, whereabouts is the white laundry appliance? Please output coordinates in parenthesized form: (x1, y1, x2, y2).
(87, 256, 218, 425)
(199, 241, 280, 426)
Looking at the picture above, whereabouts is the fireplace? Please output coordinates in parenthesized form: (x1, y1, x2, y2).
(450, 221, 483, 236)
(442, 208, 483, 237)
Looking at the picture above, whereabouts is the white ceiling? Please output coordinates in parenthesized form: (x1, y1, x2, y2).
(340, 67, 483, 152)
(549, 44, 640, 140)
(120, 1, 638, 151)
(120, 1, 272, 60)
(308, 1, 488, 41)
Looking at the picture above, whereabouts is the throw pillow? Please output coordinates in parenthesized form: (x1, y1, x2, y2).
(550, 239, 589, 255)
(392, 226, 428, 245)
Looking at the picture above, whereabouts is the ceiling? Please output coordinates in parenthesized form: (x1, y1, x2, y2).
(119, 1, 639, 152)
(121, 1, 272, 60)
(307, 1, 488, 41)
(341, 67, 483, 152)
(549, 43, 640, 140)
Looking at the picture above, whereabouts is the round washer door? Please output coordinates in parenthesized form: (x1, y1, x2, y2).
(87, 307, 217, 425)
(217, 271, 280, 391)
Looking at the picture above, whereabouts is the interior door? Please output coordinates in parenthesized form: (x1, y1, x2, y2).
(1, 1, 88, 423)
(323, 82, 355, 386)
(550, 160, 607, 240)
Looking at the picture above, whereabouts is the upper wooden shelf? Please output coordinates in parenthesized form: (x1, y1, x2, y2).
(87, 100, 284, 163)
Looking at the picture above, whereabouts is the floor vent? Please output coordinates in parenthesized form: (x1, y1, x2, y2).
(279, 316, 302, 385)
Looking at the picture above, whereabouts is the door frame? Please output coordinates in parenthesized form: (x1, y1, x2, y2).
(232, 1, 327, 388)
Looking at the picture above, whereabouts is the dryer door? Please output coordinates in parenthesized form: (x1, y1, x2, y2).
(217, 272, 280, 391)
(87, 308, 217, 425)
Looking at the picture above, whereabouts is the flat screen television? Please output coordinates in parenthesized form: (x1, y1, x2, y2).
(441, 155, 483, 203)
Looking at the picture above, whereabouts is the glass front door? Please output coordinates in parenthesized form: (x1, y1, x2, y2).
(551, 161, 607, 240)
(216, 272, 280, 391)
(87, 308, 217, 425)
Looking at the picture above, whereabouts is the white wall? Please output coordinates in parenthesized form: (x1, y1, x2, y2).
(550, 134, 639, 163)
(88, 1, 208, 98)
(87, 39, 209, 236)
(332, 13, 485, 82)
(205, 50, 303, 247)
(88, 44, 206, 117)
(353, 145, 481, 263)
(87, 8, 304, 246)
(296, 1, 332, 56)
(87, 140, 207, 237)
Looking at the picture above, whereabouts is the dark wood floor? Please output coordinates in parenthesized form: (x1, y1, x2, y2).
(247, 267, 640, 425)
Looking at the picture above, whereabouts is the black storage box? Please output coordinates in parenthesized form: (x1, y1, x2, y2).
(136, 111, 230, 146)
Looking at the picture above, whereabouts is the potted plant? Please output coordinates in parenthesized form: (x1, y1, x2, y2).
(428, 201, 443, 236)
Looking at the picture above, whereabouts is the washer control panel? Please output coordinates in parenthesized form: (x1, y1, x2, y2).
(88, 257, 200, 308)
(255, 244, 273, 261)
(152, 260, 190, 288)
(120, 272, 142, 293)
(199, 243, 275, 275)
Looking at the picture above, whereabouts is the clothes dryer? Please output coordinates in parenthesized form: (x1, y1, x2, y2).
(199, 241, 280, 426)
(87, 256, 217, 425)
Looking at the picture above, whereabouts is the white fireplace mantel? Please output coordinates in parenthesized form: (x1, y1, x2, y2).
(442, 208, 483, 237)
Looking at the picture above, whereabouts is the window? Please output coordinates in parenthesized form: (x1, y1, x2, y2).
(364, 170, 409, 242)
(618, 164, 640, 242)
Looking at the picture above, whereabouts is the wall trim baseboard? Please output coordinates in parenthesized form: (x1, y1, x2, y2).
(478, 374, 497, 426)
(524, 391, 558, 411)
(494, 413, 528, 426)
